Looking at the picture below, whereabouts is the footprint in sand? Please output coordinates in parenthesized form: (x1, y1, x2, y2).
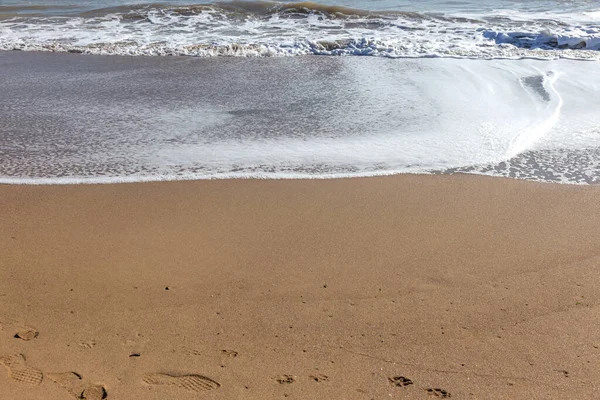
(426, 388, 451, 398)
(78, 341, 96, 349)
(143, 373, 220, 393)
(47, 372, 107, 400)
(0, 354, 43, 385)
(276, 375, 296, 384)
(221, 349, 239, 357)
(309, 374, 329, 383)
(389, 376, 413, 387)
(14, 328, 39, 341)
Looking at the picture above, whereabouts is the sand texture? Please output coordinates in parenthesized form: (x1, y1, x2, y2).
(1, 174, 600, 399)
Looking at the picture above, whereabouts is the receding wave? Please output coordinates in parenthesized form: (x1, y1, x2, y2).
(2, 54, 599, 185)
(0, 1, 599, 59)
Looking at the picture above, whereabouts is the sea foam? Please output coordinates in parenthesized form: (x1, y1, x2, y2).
(1, 53, 599, 184)
(0, 1, 599, 60)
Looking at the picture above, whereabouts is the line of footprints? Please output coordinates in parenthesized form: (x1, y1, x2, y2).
(5, 328, 451, 398)
(389, 376, 451, 398)
(4, 328, 219, 399)
(0, 352, 219, 400)
(277, 374, 450, 397)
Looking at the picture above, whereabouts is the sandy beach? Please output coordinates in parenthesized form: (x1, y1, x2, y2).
(1, 174, 599, 399)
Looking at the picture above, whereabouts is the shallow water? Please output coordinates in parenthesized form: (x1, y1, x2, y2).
(1, 1, 599, 185)
(1, 52, 599, 184)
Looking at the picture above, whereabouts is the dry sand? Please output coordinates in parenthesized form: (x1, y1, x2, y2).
(1, 174, 599, 399)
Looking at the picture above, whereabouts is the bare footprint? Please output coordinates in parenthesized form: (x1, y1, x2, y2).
(389, 376, 413, 387)
(47, 372, 107, 400)
(0, 354, 43, 385)
(426, 388, 451, 398)
(276, 375, 295, 384)
(143, 373, 220, 392)
(14, 328, 38, 341)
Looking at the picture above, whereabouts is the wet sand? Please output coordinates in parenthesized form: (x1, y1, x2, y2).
(1, 174, 600, 399)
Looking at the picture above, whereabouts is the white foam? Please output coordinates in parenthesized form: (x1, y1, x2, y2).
(507, 71, 563, 157)
(2, 56, 598, 185)
(1, 4, 600, 59)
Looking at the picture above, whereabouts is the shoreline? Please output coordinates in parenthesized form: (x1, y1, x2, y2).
(1, 174, 600, 399)
(0, 171, 594, 186)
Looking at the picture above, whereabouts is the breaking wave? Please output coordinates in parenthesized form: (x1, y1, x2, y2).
(1, 1, 599, 59)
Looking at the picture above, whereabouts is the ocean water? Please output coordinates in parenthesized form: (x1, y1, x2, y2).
(1, 0, 599, 58)
(0, 0, 599, 184)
